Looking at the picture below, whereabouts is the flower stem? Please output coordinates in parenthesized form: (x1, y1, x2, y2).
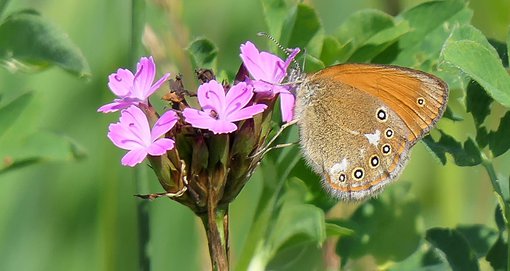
(481, 157, 510, 269)
(200, 202, 229, 271)
(130, 0, 150, 270)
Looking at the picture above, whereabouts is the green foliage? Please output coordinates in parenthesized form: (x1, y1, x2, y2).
(187, 37, 218, 71)
(425, 228, 480, 271)
(0, 10, 90, 77)
(2, 0, 510, 270)
(336, 186, 422, 266)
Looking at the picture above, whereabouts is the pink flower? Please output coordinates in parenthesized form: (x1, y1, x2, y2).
(239, 41, 300, 122)
(108, 106, 178, 167)
(182, 80, 267, 134)
(98, 56, 170, 113)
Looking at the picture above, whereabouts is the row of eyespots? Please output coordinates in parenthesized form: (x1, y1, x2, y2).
(336, 109, 397, 183)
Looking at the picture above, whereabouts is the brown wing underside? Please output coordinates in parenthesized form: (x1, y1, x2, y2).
(312, 64, 449, 144)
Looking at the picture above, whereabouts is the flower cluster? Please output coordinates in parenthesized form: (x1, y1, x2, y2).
(99, 42, 299, 212)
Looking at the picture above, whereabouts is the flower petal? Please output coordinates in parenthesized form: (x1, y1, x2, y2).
(147, 138, 175, 156)
(120, 106, 152, 146)
(132, 57, 156, 99)
(147, 72, 171, 97)
(182, 108, 216, 129)
(121, 149, 148, 167)
(108, 68, 134, 96)
(151, 110, 178, 140)
(107, 122, 145, 150)
(240, 41, 285, 83)
(226, 104, 267, 122)
(279, 91, 296, 122)
(97, 99, 135, 113)
(197, 80, 226, 113)
(225, 82, 254, 116)
(183, 108, 237, 134)
(208, 120, 238, 134)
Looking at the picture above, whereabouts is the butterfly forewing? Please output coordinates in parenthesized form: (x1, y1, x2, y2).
(312, 64, 449, 144)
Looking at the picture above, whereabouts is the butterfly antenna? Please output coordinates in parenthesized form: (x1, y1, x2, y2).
(257, 32, 301, 74)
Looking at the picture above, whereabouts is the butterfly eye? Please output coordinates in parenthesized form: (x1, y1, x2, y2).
(369, 155, 380, 168)
(382, 144, 391, 155)
(338, 173, 347, 182)
(352, 168, 364, 180)
(384, 128, 394, 139)
(376, 108, 388, 122)
(417, 97, 425, 107)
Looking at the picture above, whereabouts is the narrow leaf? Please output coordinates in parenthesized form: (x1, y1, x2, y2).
(0, 92, 33, 138)
(325, 222, 354, 237)
(0, 10, 90, 77)
(0, 132, 86, 174)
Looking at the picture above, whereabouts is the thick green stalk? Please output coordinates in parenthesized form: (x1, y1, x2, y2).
(130, 0, 150, 270)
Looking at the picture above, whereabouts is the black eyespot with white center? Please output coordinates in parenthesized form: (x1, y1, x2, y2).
(382, 144, 391, 155)
(369, 155, 380, 168)
(376, 108, 388, 122)
(417, 97, 425, 107)
(338, 173, 347, 182)
(352, 168, 364, 180)
(385, 128, 394, 139)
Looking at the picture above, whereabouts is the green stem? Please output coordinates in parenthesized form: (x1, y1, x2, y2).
(481, 157, 510, 269)
(130, 0, 149, 270)
(135, 166, 151, 271)
(200, 202, 229, 271)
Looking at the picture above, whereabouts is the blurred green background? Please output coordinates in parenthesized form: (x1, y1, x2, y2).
(0, 0, 509, 270)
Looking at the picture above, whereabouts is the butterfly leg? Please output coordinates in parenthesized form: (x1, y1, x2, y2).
(250, 119, 298, 158)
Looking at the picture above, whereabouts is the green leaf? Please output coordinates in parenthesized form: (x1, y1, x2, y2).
(319, 35, 342, 66)
(486, 235, 507, 271)
(441, 40, 510, 108)
(422, 131, 482, 166)
(348, 20, 410, 63)
(334, 9, 396, 62)
(466, 81, 493, 127)
(447, 24, 500, 60)
(280, 4, 321, 52)
(395, 0, 472, 67)
(489, 39, 509, 68)
(260, 0, 289, 41)
(507, 27, 510, 66)
(443, 107, 464, 122)
(187, 37, 218, 70)
(337, 186, 421, 266)
(456, 225, 498, 258)
(425, 228, 480, 271)
(0, 92, 33, 139)
(0, 10, 90, 77)
(0, 0, 9, 17)
(325, 222, 353, 238)
(0, 131, 86, 174)
(487, 111, 510, 157)
(268, 202, 326, 253)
